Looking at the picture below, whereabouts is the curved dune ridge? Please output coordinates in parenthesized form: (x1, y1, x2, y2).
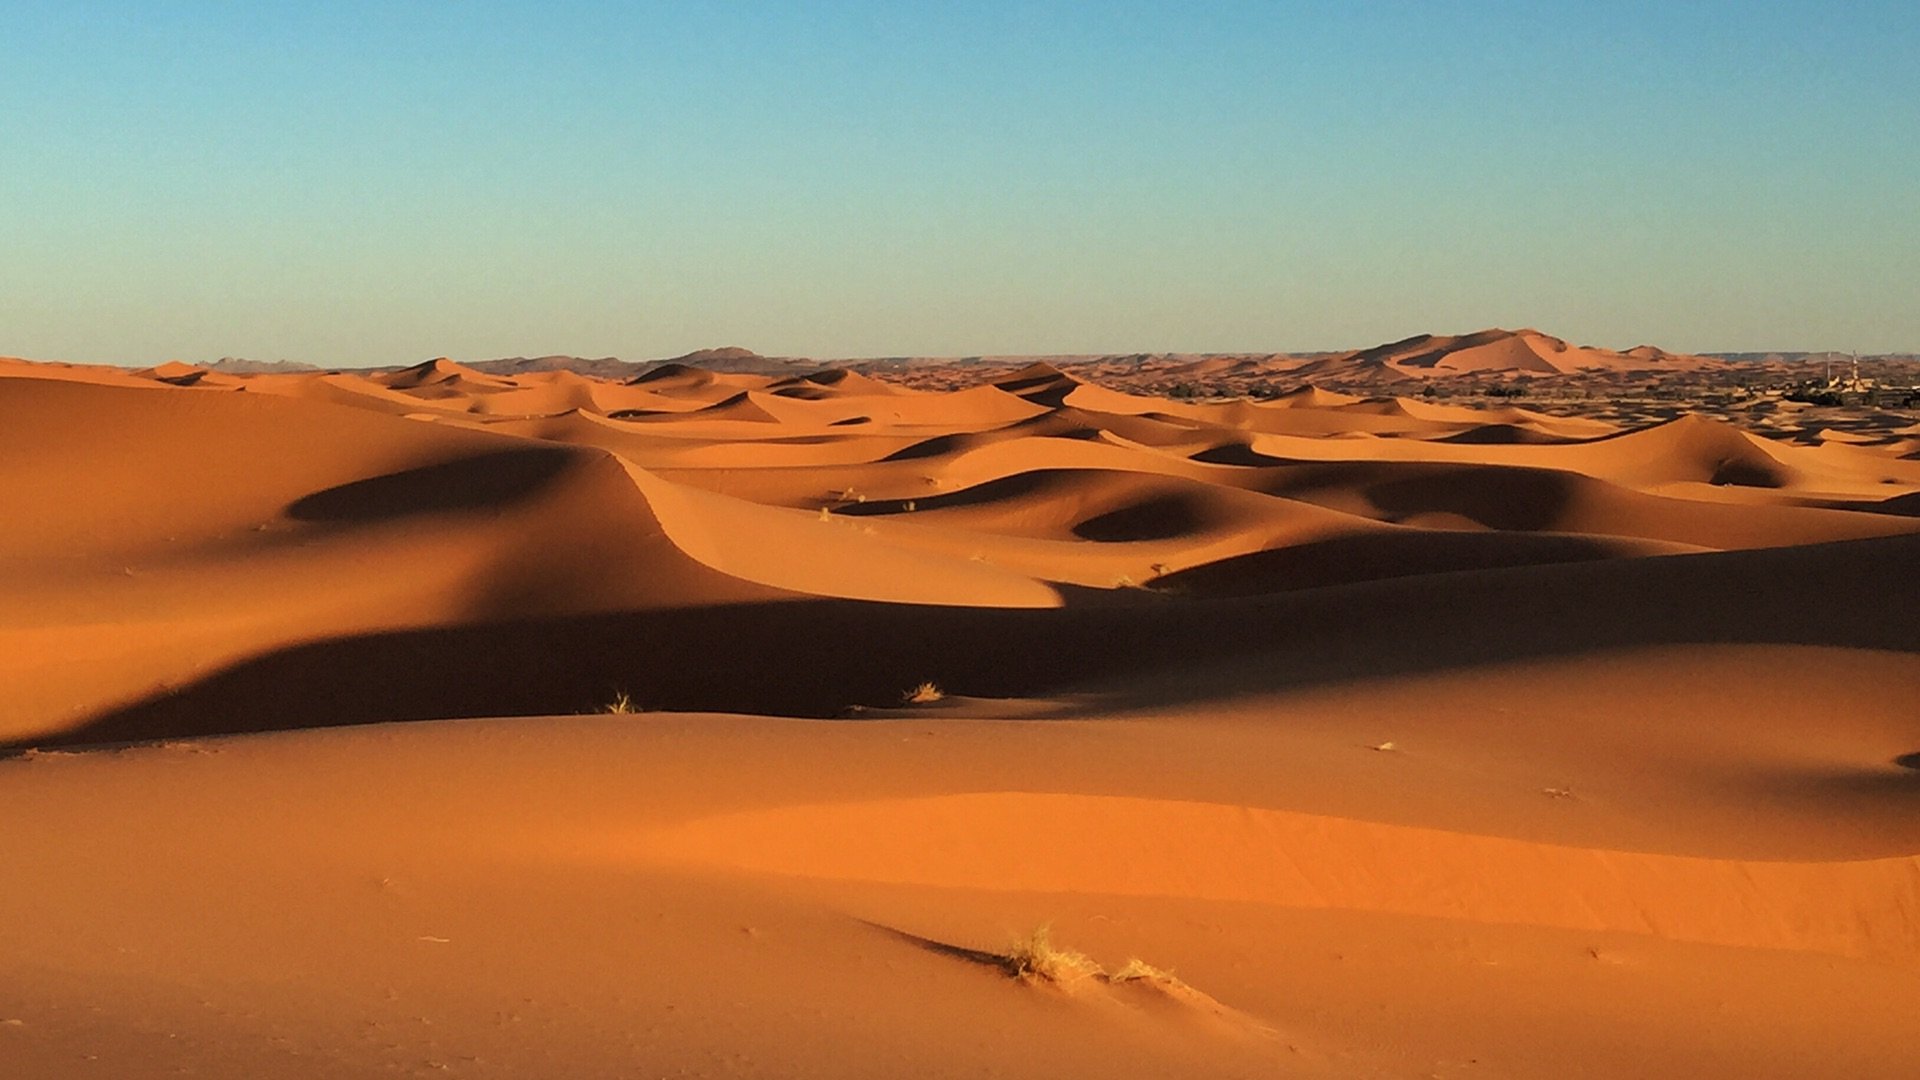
(3, 350, 1919, 1078)
(636, 792, 1920, 961)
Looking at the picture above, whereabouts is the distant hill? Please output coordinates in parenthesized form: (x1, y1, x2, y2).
(651, 347, 810, 375)
(852, 331, 1726, 381)
(136, 337, 1910, 382)
(1706, 352, 1920, 365)
(464, 355, 637, 380)
(207, 357, 322, 374)
(462, 347, 811, 380)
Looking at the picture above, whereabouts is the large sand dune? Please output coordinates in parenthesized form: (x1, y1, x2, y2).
(3, 354, 1917, 1078)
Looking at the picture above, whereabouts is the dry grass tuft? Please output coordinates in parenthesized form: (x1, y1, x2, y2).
(902, 681, 945, 705)
(1001, 925, 1102, 985)
(603, 691, 637, 715)
(1108, 957, 1186, 987)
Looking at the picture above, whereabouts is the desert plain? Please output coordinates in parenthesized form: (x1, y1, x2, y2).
(3, 328, 1918, 1078)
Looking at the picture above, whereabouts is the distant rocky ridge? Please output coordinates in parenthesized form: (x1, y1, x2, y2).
(461, 354, 642, 380)
(208, 357, 323, 374)
(852, 329, 1720, 383)
(190, 347, 810, 380)
(463, 347, 813, 380)
(1707, 351, 1920, 364)
(180, 335, 1915, 381)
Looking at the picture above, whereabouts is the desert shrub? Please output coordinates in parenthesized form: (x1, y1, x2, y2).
(1002, 925, 1101, 984)
(902, 681, 944, 704)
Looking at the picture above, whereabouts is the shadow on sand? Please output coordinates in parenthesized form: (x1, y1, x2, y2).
(9, 533, 1916, 752)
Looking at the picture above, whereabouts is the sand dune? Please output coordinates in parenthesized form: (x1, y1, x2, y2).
(1329, 327, 1724, 379)
(3, 352, 1917, 1078)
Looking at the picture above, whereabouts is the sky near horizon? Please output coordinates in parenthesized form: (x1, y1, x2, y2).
(2, 2, 1916, 366)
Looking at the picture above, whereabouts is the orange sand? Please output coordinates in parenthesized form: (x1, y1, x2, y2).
(2, 347, 1917, 1079)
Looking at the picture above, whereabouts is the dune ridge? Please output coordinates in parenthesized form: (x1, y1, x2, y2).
(638, 791, 1920, 960)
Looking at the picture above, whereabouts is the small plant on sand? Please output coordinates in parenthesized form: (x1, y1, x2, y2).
(912, 924, 1197, 1000)
(1108, 957, 1188, 989)
(1001, 925, 1102, 985)
(902, 681, 945, 705)
(603, 690, 637, 715)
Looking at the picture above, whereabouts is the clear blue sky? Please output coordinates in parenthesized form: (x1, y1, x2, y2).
(3, 2, 1915, 365)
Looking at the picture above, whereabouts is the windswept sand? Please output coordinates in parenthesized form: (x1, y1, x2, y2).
(2, 354, 1916, 1078)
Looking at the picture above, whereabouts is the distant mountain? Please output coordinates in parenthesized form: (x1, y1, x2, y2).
(381, 357, 518, 390)
(462, 347, 811, 380)
(1706, 352, 1920, 364)
(153, 337, 1915, 384)
(666, 346, 759, 365)
(851, 332, 1725, 382)
(207, 357, 322, 374)
(465, 355, 637, 380)
(654, 347, 809, 375)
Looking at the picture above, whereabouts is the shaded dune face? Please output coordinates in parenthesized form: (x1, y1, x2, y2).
(1070, 493, 1212, 541)
(1149, 530, 1637, 594)
(286, 447, 578, 523)
(28, 528, 1913, 746)
(1361, 466, 1579, 531)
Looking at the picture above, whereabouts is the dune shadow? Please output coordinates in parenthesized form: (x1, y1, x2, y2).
(1190, 441, 1306, 467)
(1711, 458, 1788, 489)
(858, 920, 1018, 974)
(1437, 424, 1562, 446)
(1073, 493, 1209, 541)
(1896, 752, 1920, 770)
(288, 448, 575, 523)
(1364, 465, 1577, 532)
(1873, 492, 1920, 518)
(1154, 530, 1624, 595)
(883, 432, 980, 462)
(11, 535, 1917, 752)
(880, 418, 1096, 463)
